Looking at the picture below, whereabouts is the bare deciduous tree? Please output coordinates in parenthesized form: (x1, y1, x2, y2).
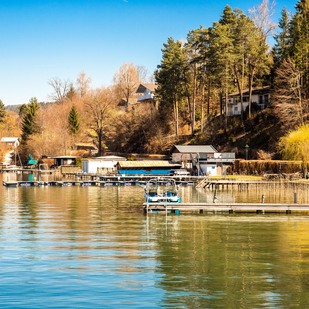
(249, 0, 277, 40)
(85, 87, 114, 156)
(273, 58, 307, 130)
(48, 77, 72, 103)
(76, 71, 91, 98)
(113, 63, 147, 110)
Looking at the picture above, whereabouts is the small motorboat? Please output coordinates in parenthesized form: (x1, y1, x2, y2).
(144, 178, 181, 203)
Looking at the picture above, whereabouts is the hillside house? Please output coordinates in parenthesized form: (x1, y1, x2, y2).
(132, 83, 157, 111)
(136, 84, 156, 103)
(171, 145, 235, 176)
(225, 86, 270, 116)
(117, 83, 157, 112)
(0, 137, 19, 149)
(74, 143, 98, 156)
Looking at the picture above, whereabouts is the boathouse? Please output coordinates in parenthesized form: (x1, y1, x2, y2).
(171, 145, 235, 176)
(82, 156, 127, 174)
(50, 156, 79, 167)
(117, 160, 181, 176)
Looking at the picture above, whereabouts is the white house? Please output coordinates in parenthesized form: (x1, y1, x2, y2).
(225, 86, 270, 116)
(82, 156, 127, 174)
(136, 84, 156, 103)
(0, 137, 20, 149)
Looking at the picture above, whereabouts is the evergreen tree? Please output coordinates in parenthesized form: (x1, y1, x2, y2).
(289, 0, 309, 97)
(21, 97, 40, 144)
(68, 104, 80, 135)
(220, 7, 270, 119)
(273, 8, 291, 64)
(0, 100, 6, 123)
(185, 29, 202, 135)
(273, 0, 309, 126)
(208, 19, 235, 129)
(155, 37, 189, 135)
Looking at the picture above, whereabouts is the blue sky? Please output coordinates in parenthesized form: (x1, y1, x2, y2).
(0, 0, 296, 105)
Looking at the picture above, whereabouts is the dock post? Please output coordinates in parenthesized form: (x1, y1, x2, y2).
(294, 192, 297, 204)
(213, 188, 217, 203)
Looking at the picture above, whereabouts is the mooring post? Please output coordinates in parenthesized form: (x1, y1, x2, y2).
(213, 188, 217, 203)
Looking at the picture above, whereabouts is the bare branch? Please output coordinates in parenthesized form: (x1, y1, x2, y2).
(48, 77, 72, 103)
(249, 0, 277, 39)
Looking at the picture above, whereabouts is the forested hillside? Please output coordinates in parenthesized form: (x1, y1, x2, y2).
(0, 0, 308, 163)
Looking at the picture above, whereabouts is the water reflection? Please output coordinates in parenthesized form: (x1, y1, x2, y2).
(1, 180, 309, 307)
(147, 215, 309, 308)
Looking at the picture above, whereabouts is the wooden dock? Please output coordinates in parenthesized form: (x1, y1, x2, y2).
(2, 180, 138, 187)
(2, 175, 198, 188)
(143, 202, 309, 214)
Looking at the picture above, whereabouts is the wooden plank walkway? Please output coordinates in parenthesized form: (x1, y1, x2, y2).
(143, 202, 309, 214)
(2, 180, 133, 187)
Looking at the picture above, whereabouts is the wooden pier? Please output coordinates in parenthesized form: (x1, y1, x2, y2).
(2, 175, 198, 188)
(143, 202, 309, 215)
(2, 180, 139, 187)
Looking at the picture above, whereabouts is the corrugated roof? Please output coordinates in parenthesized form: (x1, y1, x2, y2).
(118, 160, 180, 168)
(174, 145, 217, 154)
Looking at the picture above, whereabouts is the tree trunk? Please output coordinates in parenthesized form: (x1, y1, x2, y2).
(192, 63, 197, 135)
(173, 98, 179, 136)
(98, 129, 103, 156)
(224, 63, 229, 132)
(248, 65, 256, 119)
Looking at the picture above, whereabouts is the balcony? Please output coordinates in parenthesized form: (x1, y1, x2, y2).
(137, 93, 154, 102)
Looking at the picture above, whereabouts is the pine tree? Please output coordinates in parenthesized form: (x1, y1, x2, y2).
(21, 97, 40, 144)
(273, 8, 291, 64)
(68, 104, 80, 135)
(0, 100, 6, 123)
(289, 0, 309, 97)
(155, 37, 189, 135)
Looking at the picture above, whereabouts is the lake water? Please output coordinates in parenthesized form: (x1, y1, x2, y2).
(1, 177, 309, 308)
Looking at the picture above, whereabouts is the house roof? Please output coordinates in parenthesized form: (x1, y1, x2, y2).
(75, 143, 97, 149)
(1, 137, 19, 143)
(118, 160, 180, 168)
(136, 84, 157, 93)
(50, 156, 80, 159)
(228, 86, 270, 97)
(173, 145, 217, 154)
(84, 156, 127, 161)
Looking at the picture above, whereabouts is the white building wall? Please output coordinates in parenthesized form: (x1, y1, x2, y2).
(82, 160, 117, 174)
(201, 164, 217, 176)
